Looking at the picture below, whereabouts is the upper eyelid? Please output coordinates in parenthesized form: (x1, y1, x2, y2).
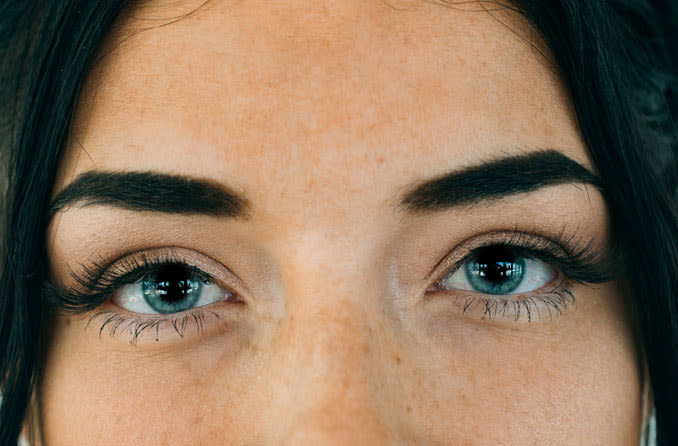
(424, 230, 570, 284)
(55, 247, 252, 312)
(106, 257, 212, 281)
(57, 232, 601, 302)
(107, 261, 215, 291)
(99, 248, 245, 292)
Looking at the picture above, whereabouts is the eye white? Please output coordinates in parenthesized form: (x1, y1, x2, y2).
(112, 279, 231, 315)
(440, 257, 556, 294)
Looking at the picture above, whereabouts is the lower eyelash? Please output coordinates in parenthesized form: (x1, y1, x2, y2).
(452, 282, 575, 323)
(86, 308, 219, 345)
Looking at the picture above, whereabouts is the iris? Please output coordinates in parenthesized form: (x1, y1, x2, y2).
(141, 264, 203, 314)
(465, 246, 525, 295)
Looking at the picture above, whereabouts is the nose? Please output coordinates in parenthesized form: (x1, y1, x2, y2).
(275, 308, 395, 445)
(266, 234, 399, 445)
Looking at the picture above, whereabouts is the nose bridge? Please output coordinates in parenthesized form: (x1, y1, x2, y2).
(268, 230, 395, 443)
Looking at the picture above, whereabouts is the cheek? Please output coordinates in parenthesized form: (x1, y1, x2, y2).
(38, 283, 641, 445)
(38, 314, 268, 446)
(392, 285, 641, 444)
(400, 342, 640, 444)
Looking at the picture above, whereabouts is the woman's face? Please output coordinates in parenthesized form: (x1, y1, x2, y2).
(41, 1, 642, 444)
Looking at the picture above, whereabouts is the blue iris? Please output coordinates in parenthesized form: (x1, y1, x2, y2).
(465, 246, 525, 295)
(141, 264, 203, 314)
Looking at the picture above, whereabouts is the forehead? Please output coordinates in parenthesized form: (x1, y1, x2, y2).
(60, 0, 586, 215)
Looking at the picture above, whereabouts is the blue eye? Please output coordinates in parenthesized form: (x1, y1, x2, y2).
(112, 263, 232, 314)
(440, 245, 556, 295)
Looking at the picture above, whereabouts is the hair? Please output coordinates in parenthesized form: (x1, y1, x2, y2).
(1, 0, 676, 444)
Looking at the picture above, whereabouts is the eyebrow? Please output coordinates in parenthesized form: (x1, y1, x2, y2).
(399, 149, 601, 212)
(48, 171, 249, 221)
(49, 150, 598, 221)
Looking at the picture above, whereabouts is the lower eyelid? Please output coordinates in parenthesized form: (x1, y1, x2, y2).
(87, 300, 248, 345)
(425, 277, 575, 324)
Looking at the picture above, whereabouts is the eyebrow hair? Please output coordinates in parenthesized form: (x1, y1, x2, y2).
(48, 171, 249, 221)
(399, 149, 601, 212)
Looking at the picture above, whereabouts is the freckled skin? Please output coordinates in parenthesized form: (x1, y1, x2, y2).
(37, 0, 644, 444)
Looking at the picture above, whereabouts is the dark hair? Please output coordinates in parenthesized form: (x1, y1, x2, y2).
(1, 0, 676, 444)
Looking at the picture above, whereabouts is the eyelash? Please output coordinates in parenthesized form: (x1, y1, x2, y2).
(44, 230, 624, 343)
(44, 251, 240, 344)
(46, 251, 224, 312)
(436, 284, 576, 323)
(86, 309, 216, 344)
(424, 230, 623, 322)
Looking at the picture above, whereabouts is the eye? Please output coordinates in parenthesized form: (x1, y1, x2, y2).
(112, 263, 233, 314)
(439, 245, 557, 295)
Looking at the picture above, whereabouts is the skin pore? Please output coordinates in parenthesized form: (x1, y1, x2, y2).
(37, 0, 643, 444)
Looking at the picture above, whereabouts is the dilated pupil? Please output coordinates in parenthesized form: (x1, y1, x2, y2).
(153, 264, 198, 303)
(141, 263, 203, 313)
(475, 246, 520, 283)
(466, 245, 525, 295)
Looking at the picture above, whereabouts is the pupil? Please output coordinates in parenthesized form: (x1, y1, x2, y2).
(141, 263, 202, 313)
(465, 245, 525, 295)
(154, 264, 196, 303)
(475, 246, 519, 283)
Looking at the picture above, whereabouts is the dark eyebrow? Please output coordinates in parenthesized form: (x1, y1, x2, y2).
(48, 171, 249, 221)
(399, 149, 601, 212)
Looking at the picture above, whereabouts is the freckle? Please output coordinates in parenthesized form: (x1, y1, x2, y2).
(406, 406, 412, 413)
(249, 343, 261, 357)
(192, 414, 203, 426)
(394, 355, 401, 365)
(64, 319, 71, 327)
